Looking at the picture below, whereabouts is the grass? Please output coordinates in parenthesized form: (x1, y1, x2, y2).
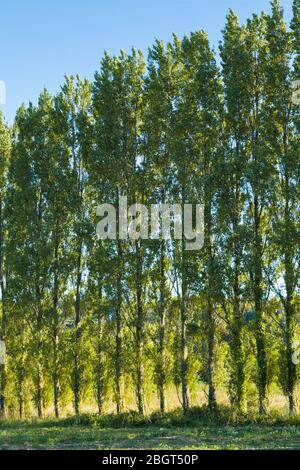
(1, 407, 300, 450)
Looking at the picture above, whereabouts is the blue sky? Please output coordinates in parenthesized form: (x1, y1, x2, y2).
(0, 0, 293, 123)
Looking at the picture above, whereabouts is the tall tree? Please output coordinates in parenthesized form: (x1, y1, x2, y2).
(181, 31, 223, 410)
(220, 11, 249, 414)
(56, 76, 92, 415)
(0, 112, 11, 416)
(6, 95, 53, 417)
(244, 13, 270, 415)
(143, 39, 175, 412)
(92, 53, 126, 414)
(264, 0, 299, 414)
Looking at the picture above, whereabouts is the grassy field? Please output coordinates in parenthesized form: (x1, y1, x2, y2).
(1, 409, 300, 450)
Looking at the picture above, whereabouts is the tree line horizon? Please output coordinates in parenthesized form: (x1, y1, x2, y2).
(0, 0, 299, 419)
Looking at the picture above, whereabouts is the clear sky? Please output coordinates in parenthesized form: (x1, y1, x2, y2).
(0, 0, 294, 123)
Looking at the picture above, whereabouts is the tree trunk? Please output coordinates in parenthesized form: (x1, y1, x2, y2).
(52, 235, 60, 418)
(180, 300, 189, 412)
(284, 170, 296, 415)
(180, 242, 189, 413)
(96, 305, 104, 415)
(0, 198, 6, 417)
(19, 392, 24, 420)
(232, 271, 244, 413)
(253, 194, 267, 415)
(207, 298, 216, 410)
(135, 241, 144, 415)
(36, 365, 43, 418)
(74, 245, 82, 416)
(158, 239, 166, 413)
(115, 238, 122, 414)
(206, 197, 217, 411)
(230, 182, 244, 414)
(35, 293, 43, 419)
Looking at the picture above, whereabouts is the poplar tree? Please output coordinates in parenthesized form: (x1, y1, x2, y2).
(181, 31, 223, 410)
(244, 13, 270, 415)
(142, 39, 175, 412)
(92, 53, 126, 414)
(6, 95, 53, 418)
(119, 50, 146, 415)
(0, 112, 10, 416)
(168, 35, 193, 412)
(264, 0, 299, 414)
(45, 92, 79, 417)
(56, 76, 92, 415)
(220, 11, 249, 413)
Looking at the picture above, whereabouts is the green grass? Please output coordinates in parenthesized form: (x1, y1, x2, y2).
(1, 408, 300, 450)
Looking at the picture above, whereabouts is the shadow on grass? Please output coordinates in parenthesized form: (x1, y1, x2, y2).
(2, 405, 300, 430)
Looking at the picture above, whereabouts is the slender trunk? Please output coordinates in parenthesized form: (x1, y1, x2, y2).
(52, 234, 60, 418)
(74, 244, 82, 416)
(53, 366, 59, 418)
(36, 309, 43, 419)
(36, 364, 42, 418)
(34, 193, 44, 419)
(97, 368, 103, 415)
(180, 292, 189, 412)
(288, 392, 295, 416)
(207, 298, 216, 410)
(96, 300, 104, 415)
(180, 181, 189, 413)
(180, 242, 189, 413)
(0, 314, 6, 418)
(0, 363, 5, 418)
(18, 331, 25, 419)
(253, 194, 267, 415)
(285, 299, 295, 415)
(180, 300, 189, 412)
(115, 238, 122, 414)
(18, 386, 24, 420)
(206, 193, 217, 411)
(0, 198, 6, 417)
(158, 239, 166, 413)
(284, 168, 296, 415)
(35, 289, 43, 419)
(232, 259, 244, 412)
(135, 241, 144, 415)
(230, 179, 244, 414)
